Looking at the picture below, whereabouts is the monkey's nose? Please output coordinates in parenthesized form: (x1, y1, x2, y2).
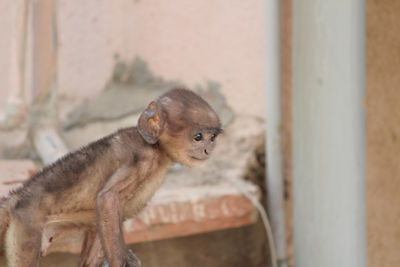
(204, 149, 209, 155)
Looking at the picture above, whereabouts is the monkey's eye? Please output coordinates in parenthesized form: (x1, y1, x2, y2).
(211, 134, 216, 142)
(194, 133, 203, 141)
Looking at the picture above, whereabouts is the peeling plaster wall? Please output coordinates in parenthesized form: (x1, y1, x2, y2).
(0, 0, 267, 118)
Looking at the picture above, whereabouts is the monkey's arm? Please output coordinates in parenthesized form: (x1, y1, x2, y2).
(96, 166, 141, 267)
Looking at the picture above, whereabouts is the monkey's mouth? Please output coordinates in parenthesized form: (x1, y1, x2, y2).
(190, 156, 207, 161)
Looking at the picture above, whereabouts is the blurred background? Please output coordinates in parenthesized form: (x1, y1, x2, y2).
(0, 0, 399, 267)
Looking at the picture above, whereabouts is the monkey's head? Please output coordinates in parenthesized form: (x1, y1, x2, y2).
(138, 88, 222, 166)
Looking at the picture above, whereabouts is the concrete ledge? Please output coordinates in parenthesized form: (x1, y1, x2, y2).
(0, 159, 260, 255)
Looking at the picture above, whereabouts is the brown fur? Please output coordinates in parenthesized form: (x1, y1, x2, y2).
(0, 89, 221, 267)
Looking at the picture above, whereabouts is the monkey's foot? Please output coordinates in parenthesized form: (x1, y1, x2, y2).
(123, 250, 142, 267)
(101, 250, 141, 267)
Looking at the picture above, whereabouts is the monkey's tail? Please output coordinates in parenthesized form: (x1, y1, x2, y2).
(0, 197, 10, 251)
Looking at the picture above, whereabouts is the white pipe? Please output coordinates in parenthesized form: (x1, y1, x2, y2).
(264, 1, 288, 267)
(0, 0, 29, 130)
(31, 0, 68, 164)
(33, 127, 69, 165)
(292, 1, 366, 266)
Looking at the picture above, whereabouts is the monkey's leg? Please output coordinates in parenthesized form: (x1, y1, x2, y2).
(0, 201, 9, 251)
(79, 230, 105, 267)
(5, 209, 43, 267)
(96, 168, 142, 267)
(0, 221, 8, 249)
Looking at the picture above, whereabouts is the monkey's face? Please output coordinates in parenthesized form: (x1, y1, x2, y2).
(161, 126, 222, 167)
(184, 127, 221, 166)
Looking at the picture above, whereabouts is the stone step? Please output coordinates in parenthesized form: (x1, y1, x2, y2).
(0, 159, 260, 255)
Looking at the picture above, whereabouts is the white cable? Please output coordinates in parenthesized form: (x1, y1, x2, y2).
(225, 177, 278, 267)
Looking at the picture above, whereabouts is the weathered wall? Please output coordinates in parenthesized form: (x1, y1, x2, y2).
(0, 0, 267, 118)
(366, 0, 400, 266)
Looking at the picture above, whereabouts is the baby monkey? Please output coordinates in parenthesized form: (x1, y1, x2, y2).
(0, 89, 222, 267)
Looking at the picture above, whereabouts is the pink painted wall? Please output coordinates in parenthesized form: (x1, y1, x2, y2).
(0, 1, 17, 107)
(0, 0, 267, 118)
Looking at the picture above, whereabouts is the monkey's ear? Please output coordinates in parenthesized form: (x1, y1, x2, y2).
(138, 101, 165, 144)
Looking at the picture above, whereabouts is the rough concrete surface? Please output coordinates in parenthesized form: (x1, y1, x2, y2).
(0, 219, 270, 267)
